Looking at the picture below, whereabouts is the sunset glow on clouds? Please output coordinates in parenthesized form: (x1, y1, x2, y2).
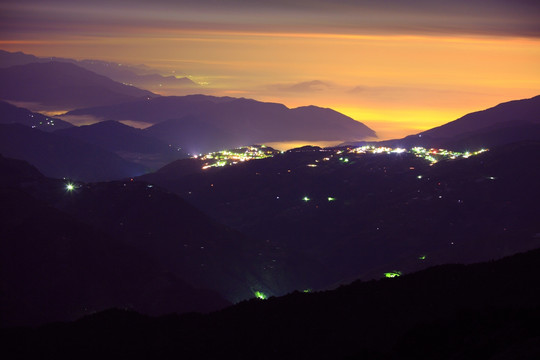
(1, 0, 539, 139)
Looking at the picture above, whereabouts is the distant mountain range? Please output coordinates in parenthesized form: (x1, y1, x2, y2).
(0, 49, 197, 93)
(0, 102, 187, 173)
(0, 61, 156, 110)
(66, 95, 377, 154)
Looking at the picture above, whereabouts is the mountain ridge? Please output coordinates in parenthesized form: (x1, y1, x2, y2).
(0, 61, 156, 110)
(0, 49, 197, 93)
(65, 94, 377, 153)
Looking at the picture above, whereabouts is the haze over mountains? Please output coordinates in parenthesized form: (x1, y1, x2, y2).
(0, 50, 197, 95)
(1, 49, 539, 358)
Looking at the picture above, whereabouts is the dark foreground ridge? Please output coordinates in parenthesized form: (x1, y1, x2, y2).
(3, 246, 540, 359)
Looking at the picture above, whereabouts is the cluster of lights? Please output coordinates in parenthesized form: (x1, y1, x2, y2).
(384, 271, 402, 278)
(409, 147, 488, 164)
(199, 145, 278, 170)
(253, 290, 268, 300)
(301, 196, 336, 202)
(349, 146, 488, 164)
(29, 114, 56, 128)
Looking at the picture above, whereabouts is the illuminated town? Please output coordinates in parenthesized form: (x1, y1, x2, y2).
(197, 145, 280, 169)
(196, 144, 489, 169)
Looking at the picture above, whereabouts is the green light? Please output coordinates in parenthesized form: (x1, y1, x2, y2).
(303, 289, 312, 293)
(254, 291, 267, 300)
(66, 183, 75, 191)
(384, 271, 402, 278)
(327, 197, 336, 201)
(302, 196, 310, 202)
(418, 255, 426, 260)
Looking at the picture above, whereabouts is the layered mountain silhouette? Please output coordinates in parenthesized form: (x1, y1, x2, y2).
(0, 155, 231, 327)
(0, 49, 197, 93)
(0, 100, 73, 131)
(0, 61, 156, 109)
(3, 245, 540, 359)
(66, 95, 377, 153)
(55, 120, 188, 170)
(0, 124, 147, 181)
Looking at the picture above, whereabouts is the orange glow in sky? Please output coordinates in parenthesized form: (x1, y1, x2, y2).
(1, 0, 539, 139)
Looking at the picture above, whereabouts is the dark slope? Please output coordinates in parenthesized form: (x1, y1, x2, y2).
(421, 95, 540, 139)
(0, 154, 318, 304)
(372, 95, 540, 151)
(4, 246, 540, 359)
(0, 158, 230, 327)
(50, 180, 321, 302)
(440, 120, 540, 150)
(0, 62, 156, 109)
(0, 100, 73, 131)
(140, 141, 540, 287)
(65, 95, 376, 153)
(0, 124, 147, 181)
(0, 154, 44, 185)
(55, 120, 188, 170)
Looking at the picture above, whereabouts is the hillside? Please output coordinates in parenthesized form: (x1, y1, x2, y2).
(55, 120, 188, 170)
(0, 124, 147, 181)
(3, 245, 540, 359)
(365, 95, 540, 151)
(0, 156, 230, 327)
(0, 155, 319, 324)
(0, 100, 73, 131)
(140, 141, 540, 287)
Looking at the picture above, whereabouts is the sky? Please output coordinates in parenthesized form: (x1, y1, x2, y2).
(1, 0, 539, 139)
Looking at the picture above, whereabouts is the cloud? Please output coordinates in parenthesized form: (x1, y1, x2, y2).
(2, 0, 539, 38)
(269, 80, 333, 93)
